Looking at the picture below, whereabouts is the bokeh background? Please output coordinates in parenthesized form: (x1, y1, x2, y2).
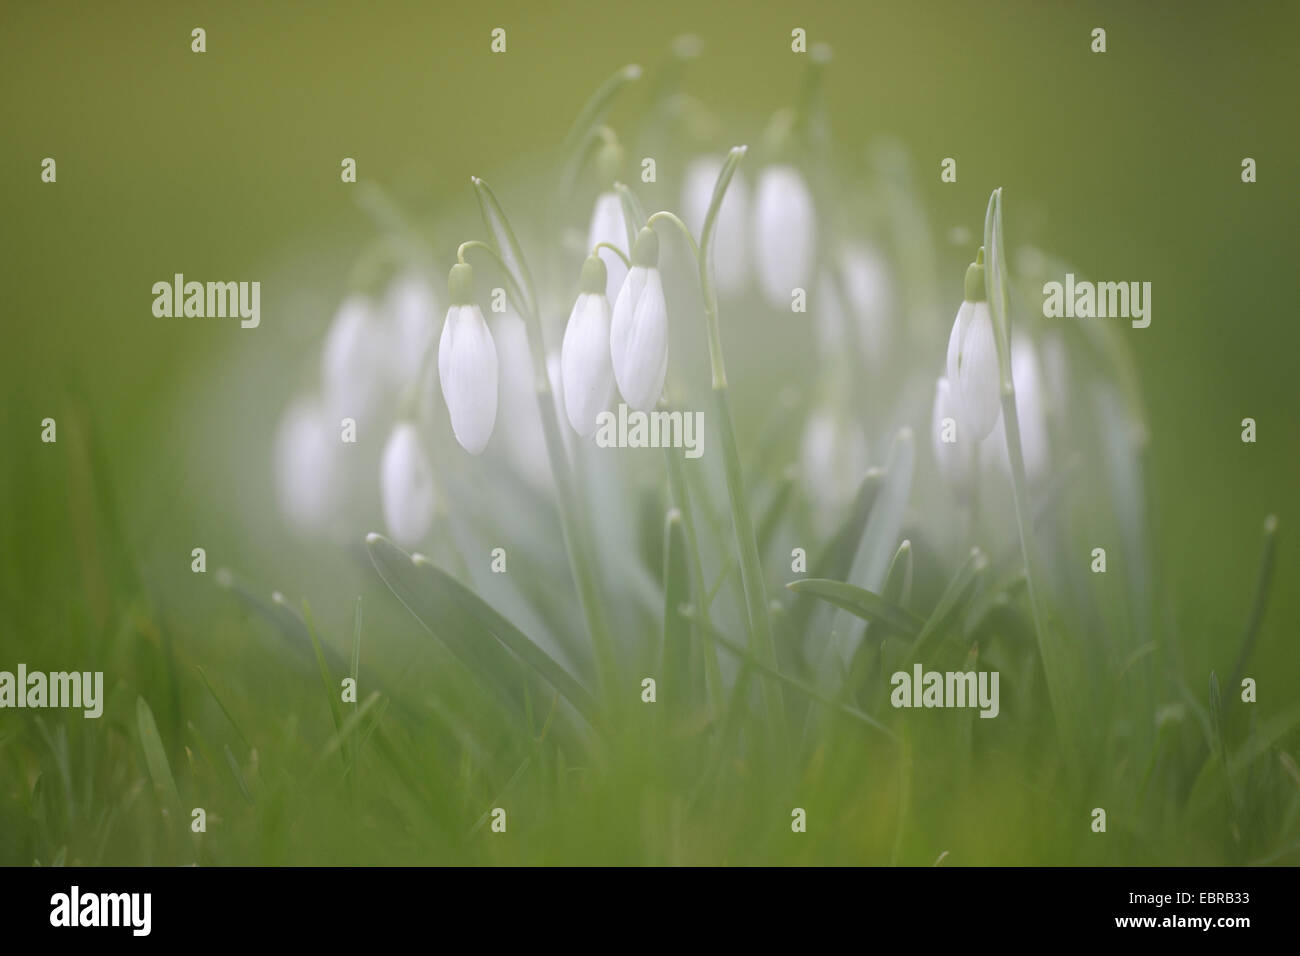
(2, 0, 1297, 864)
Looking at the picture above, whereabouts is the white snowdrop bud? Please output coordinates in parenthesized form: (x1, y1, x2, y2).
(492, 309, 550, 489)
(609, 228, 669, 412)
(322, 295, 390, 429)
(945, 249, 1001, 441)
(754, 164, 815, 309)
(273, 395, 341, 534)
(380, 422, 436, 546)
(438, 263, 498, 455)
(930, 377, 974, 492)
(561, 255, 616, 436)
(383, 273, 438, 389)
(587, 190, 628, 302)
(682, 156, 751, 297)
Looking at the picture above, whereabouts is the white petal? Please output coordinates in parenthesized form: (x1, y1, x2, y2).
(561, 292, 615, 436)
(384, 275, 438, 388)
(754, 165, 815, 309)
(839, 242, 893, 363)
(931, 377, 973, 491)
(953, 301, 1001, 441)
(438, 304, 498, 454)
(380, 423, 436, 545)
(683, 157, 751, 296)
(587, 191, 629, 302)
(609, 267, 668, 411)
(273, 396, 340, 534)
(322, 296, 389, 428)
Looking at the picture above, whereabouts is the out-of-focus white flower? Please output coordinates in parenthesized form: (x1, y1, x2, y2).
(610, 228, 668, 412)
(682, 155, 750, 297)
(273, 395, 341, 534)
(800, 408, 869, 536)
(945, 251, 1001, 441)
(754, 164, 815, 309)
(322, 295, 390, 429)
(438, 263, 498, 455)
(587, 191, 628, 302)
(813, 270, 848, 359)
(839, 242, 894, 364)
(930, 377, 974, 492)
(561, 255, 616, 436)
(984, 338, 1050, 482)
(380, 422, 436, 546)
(383, 273, 438, 389)
(492, 308, 551, 488)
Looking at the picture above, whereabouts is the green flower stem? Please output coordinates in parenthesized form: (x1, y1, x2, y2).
(647, 147, 788, 752)
(456, 236, 620, 713)
(592, 241, 631, 269)
(983, 188, 1068, 755)
(663, 441, 725, 716)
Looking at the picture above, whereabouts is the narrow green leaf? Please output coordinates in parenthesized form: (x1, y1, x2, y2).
(136, 697, 181, 813)
(367, 533, 608, 735)
(558, 64, 643, 195)
(471, 176, 536, 318)
(662, 509, 693, 703)
(881, 539, 914, 609)
(786, 578, 923, 639)
(907, 547, 988, 664)
(195, 665, 250, 751)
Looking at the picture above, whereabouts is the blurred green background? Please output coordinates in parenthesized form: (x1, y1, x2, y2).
(2, 0, 1297, 864)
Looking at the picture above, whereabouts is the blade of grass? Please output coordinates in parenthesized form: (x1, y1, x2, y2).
(786, 579, 924, 639)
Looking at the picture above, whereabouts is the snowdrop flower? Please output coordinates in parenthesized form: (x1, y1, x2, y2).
(273, 395, 341, 534)
(561, 255, 616, 436)
(380, 422, 436, 545)
(610, 228, 668, 412)
(682, 156, 750, 297)
(438, 263, 498, 455)
(930, 377, 974, 493)
(383, 273, 438, 389)
(984, 339, 1050, 482)
(754, 164, 815, 309)
(800, 408, 868, 537)
(839, 242, 894, 364)
(945, 249, 1001, 441)
(322, 295, 390, 429)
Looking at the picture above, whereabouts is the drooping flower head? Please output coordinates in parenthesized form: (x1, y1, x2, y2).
(609, 227, 668, 412)
(438, 262, 498, 455)
(945, 248, 1001, 441)
(380, 421, 436, 546)
(561, 254, 616, 436)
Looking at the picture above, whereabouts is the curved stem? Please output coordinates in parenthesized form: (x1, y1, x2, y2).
(592, 241, 631, 269)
